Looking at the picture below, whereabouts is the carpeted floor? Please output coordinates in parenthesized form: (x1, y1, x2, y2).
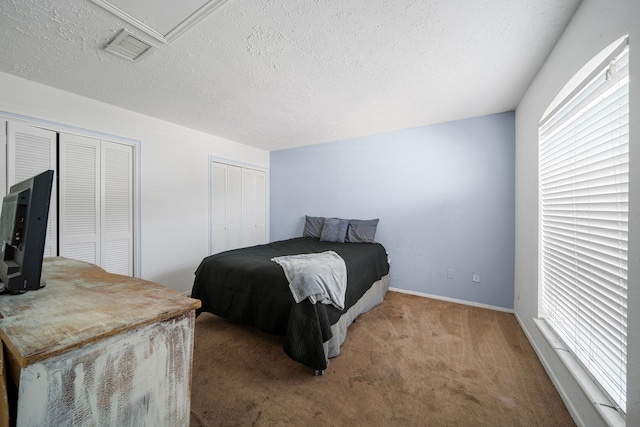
(189, 291, 575, 426)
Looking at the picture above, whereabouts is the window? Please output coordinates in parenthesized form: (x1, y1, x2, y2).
(539, 37, 629, 415)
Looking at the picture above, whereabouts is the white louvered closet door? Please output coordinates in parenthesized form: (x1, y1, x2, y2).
(101, 141, 133, 276)
(6, 122, 58, 257)
(59, 134, 101, 266)
(59, 134, 134, 275)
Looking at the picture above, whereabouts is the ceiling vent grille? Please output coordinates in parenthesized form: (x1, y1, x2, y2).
(104, 29, 155, 61)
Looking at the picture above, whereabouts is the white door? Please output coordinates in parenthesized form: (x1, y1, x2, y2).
(101, 141, 134, 276)
(241, 168, 266, 246)
(210, 162, 266, 254)
(210, 162, 228, 254)
(253, 170, 266, 245)
(226, 165, 242, 250)
(6, 122, 58, 257)
(59, 134, 134, 275)
(241, 168, 256, 247)
(59, 134, 101, 265)
(210, 162, 242, 254)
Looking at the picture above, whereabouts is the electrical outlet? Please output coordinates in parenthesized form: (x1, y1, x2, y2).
(447, 269, 455, 279)
(472, 273, 481, 283)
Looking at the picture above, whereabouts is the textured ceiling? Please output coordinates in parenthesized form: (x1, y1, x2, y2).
(0, 0, 581, 151)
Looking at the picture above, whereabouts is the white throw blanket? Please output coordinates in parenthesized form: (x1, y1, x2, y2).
(271, 251, 347, 310)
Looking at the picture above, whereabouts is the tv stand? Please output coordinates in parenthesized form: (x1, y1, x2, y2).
(0, 257, 201, 426)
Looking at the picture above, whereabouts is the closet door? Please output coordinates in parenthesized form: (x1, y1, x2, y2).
(101, 141, 134, 276)
(6, 122, 58, 257)
(59, 134, 134, 275)
(210, 162, 242, 254)
(210, 162, 228, 254)
(210, 162, 265, 254)
(226, 165, 242, 250)
(252, 170, 266, 245)
(59, 134, 101, 265)
(241, 168, 266, 247)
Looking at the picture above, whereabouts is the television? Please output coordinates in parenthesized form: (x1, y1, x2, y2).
(0, 170, 54, 294)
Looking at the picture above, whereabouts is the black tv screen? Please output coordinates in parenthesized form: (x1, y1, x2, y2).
(0, 170, 54, 294)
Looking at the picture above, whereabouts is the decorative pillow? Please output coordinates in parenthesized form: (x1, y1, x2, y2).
(319, 218, 349, 243)
(303, 215, 325, 239)
(345, 218, 379, 243)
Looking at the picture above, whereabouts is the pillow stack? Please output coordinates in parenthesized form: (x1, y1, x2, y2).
(303, 215, 379, 243)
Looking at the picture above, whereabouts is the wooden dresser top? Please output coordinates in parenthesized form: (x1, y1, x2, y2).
(0, 257, 201, 367)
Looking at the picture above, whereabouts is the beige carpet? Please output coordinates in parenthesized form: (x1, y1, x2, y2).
(190, 291, 575, 426)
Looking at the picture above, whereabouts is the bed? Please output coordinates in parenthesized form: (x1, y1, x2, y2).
(191, 225, 390, 373)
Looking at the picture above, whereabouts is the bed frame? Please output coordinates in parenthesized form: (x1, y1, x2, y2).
(191, 237, 390, 373)
(320, 274, 390, 373)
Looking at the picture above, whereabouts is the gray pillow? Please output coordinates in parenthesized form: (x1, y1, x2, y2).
(320, 218, 349, 243)
(345, 219, 379, 243)
(303, 215, 325, 239)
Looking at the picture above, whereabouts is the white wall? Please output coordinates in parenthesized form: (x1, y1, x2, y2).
(514, 0, 639, 425)
(0, 71, 269, 294)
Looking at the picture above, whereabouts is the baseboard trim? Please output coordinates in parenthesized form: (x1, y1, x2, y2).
(388, 287, 514, 313)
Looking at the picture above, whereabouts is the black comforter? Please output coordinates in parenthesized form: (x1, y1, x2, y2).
(191, 237, 389, 371)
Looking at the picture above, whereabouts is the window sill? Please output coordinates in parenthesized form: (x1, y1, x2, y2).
(534, 318, 625, 427)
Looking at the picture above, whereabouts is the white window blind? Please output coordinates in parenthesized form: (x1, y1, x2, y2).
(539, 40, 629, 414)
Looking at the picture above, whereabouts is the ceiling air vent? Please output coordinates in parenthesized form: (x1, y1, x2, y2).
(104, 29, 155, 61)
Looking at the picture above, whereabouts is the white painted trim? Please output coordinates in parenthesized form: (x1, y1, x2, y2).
(0, 110, 143, 278)
(132, 138, 141, 278)
(533, 318, 625, 427)
(540, 35, 629, 124)
(514, 311, 625, 427)
(0, 120, 6, 197)
(514, 313, 588, 426)
(91, 0, 167, 44)
(209, 155, 269, 173)
(388, 287, 514, 313)
(164, 0, 230, 43)
(0, 111, 138, 146)
(90, 0, 230, 44)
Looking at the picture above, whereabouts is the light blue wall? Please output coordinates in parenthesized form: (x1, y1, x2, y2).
(270, 112, 515, 309)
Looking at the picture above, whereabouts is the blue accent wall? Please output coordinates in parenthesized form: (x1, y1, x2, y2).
(270, 112, 515, 309)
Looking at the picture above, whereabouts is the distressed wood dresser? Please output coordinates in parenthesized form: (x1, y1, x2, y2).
(0, 257, 201, 426)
